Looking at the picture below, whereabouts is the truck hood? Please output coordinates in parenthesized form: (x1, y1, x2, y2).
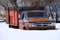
(27, 18, 55, 22)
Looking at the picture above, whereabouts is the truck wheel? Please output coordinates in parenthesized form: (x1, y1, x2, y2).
(23, 27, 26, 30)
(9, 25, 19, 29)
(9, 25, 13, 28)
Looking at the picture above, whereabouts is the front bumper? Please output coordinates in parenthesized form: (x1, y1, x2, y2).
(29, 26, 55, 30)
(28, 22, 55, 30)
(29, 22, 55, 27)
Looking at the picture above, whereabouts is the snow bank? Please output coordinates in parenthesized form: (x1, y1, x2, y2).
(0, 22, 60, 40)
(56, 23, 60, 29)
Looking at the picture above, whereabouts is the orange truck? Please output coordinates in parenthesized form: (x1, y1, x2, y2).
(6, 6, 55, 30)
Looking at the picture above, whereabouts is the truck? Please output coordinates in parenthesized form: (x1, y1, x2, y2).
(5, 6, 55, 30)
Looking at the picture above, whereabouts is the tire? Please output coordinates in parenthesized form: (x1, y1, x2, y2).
(9, 25, 19, 29)
(23, 27, 26, 30)
(9, 25, 13, 28)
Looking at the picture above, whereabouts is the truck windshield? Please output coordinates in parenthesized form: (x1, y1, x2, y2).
(27, 12, 48, 18)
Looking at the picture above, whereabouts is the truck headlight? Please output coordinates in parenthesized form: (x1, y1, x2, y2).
(51, 22, 55, 26)
(29, 23, 36, 27)
(29, 23, 32, 27)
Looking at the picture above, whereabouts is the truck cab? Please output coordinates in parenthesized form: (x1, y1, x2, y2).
(19, 9, 55, 30)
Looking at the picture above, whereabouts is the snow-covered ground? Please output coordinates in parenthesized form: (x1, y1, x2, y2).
(0, 22, 60, 40)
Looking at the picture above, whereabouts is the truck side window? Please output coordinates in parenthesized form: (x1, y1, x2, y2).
(22, 13, 24, 19)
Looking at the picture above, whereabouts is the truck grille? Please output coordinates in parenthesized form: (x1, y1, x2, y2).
(29, 22, 52, 27)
